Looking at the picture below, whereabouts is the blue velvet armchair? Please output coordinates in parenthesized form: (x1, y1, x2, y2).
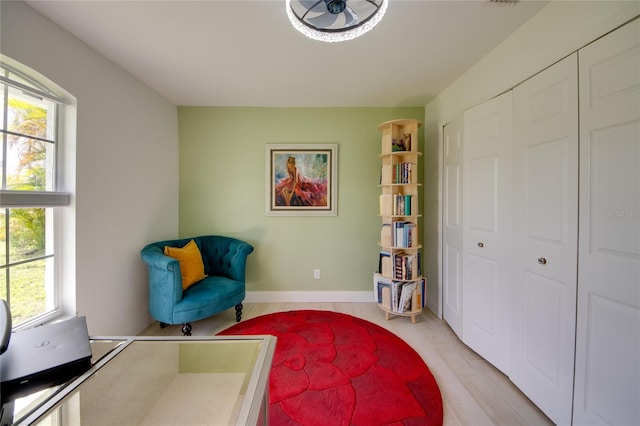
(140, 235, 254, 336)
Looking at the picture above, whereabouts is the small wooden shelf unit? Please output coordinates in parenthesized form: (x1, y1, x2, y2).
(374, 119, 424, 324)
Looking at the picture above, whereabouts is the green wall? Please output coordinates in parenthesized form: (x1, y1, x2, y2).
(177, 107, 424, 293)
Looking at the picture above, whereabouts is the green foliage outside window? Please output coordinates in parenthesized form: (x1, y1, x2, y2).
(2, 97, 49, 323)
(7, 98, 47, 256)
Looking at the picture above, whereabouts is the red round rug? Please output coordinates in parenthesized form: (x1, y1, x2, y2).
(218, 310, 443, 426)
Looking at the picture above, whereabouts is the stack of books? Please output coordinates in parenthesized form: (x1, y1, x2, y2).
(373, 273, 426, 314)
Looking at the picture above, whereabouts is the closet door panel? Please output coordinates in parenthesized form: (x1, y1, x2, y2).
(465, 253, 498, 334)
(590, 126, 639, 255)
(511, 53, 578, 426)
(462, 92, 512, 374)
(525, 141, 567, 242)
(575, 19, 640, 426)
(443, 118, 464, 338)
(521, 271, 566, 378)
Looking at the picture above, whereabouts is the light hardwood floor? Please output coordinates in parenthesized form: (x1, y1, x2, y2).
(139, 303, 553, 426)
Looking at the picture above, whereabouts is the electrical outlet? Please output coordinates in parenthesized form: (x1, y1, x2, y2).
(314, 269, 320, 279)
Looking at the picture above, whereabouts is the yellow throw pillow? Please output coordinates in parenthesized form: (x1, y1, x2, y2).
(164, 239, 206, 290)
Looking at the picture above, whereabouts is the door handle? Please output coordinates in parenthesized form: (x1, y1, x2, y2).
(477, 242, 484, 248)
(538, 257, 547, 265)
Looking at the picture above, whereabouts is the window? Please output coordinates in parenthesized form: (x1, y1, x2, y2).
(0, 59, 72, 328)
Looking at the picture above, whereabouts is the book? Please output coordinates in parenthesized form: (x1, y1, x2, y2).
(404, 254, 414, 279)
(389, 194, 414, 216)
(373, 273, 393, 309)
(391, 252, 420, 279)
(392, 162, 415, 184)
(392, 221, 417, 247)
(375, 272, 425, 314)
(398, 282, 417, 313)
(378, 250, 392, 276)
(394, 253, 404, 279)
(393, 194, 404, 216)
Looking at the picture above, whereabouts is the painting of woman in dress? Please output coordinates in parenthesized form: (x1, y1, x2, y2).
(266, 144, 337, 216)
(273, 153, 329, 208)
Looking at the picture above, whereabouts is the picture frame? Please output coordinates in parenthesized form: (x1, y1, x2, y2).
(265, 143, 338, 216)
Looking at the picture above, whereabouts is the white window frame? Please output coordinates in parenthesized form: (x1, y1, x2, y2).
(1, 58, 74, 329)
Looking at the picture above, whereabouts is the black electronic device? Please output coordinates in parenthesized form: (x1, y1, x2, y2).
(1, 316, 92, 402)
(0, 300, 10, 355)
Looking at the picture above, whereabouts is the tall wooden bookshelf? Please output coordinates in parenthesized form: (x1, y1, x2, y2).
(374, 119, 424, 323)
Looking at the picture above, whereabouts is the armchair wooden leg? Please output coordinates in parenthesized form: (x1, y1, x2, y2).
(182, 323, 192, 336)
(235, 304, 243, 322)
(159, 322, 168, 329)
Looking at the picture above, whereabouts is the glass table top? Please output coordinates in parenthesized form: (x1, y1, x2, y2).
(4, 336, 275, 426)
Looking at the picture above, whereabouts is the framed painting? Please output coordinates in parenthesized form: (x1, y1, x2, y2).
(265, 143, 337, 216)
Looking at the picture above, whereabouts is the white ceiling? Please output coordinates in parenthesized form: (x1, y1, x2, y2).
(25, 0, 549, 107)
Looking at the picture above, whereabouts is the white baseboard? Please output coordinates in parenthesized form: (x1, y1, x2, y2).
(245, 291, 373, 304)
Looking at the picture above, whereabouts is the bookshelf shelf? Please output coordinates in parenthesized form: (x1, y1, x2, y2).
(374, 118, 424, 324)
(378, 243, 423, 249)
(378, 304, 421, 324)
(378, 152, 423, 158)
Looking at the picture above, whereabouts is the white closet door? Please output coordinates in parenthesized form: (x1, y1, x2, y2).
(443, 117, 463, 338)
(511, 53, 578, 426)
(574, 19, 640, 426)
(462, 92, 512, 373)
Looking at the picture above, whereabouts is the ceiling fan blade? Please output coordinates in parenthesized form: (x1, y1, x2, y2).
(307, 11, 340, 29)
(300, 0, 325, 13)
(343, 6, 359, 26)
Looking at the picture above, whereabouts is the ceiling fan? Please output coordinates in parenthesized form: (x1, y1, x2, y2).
(286, 0, 387, 42)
